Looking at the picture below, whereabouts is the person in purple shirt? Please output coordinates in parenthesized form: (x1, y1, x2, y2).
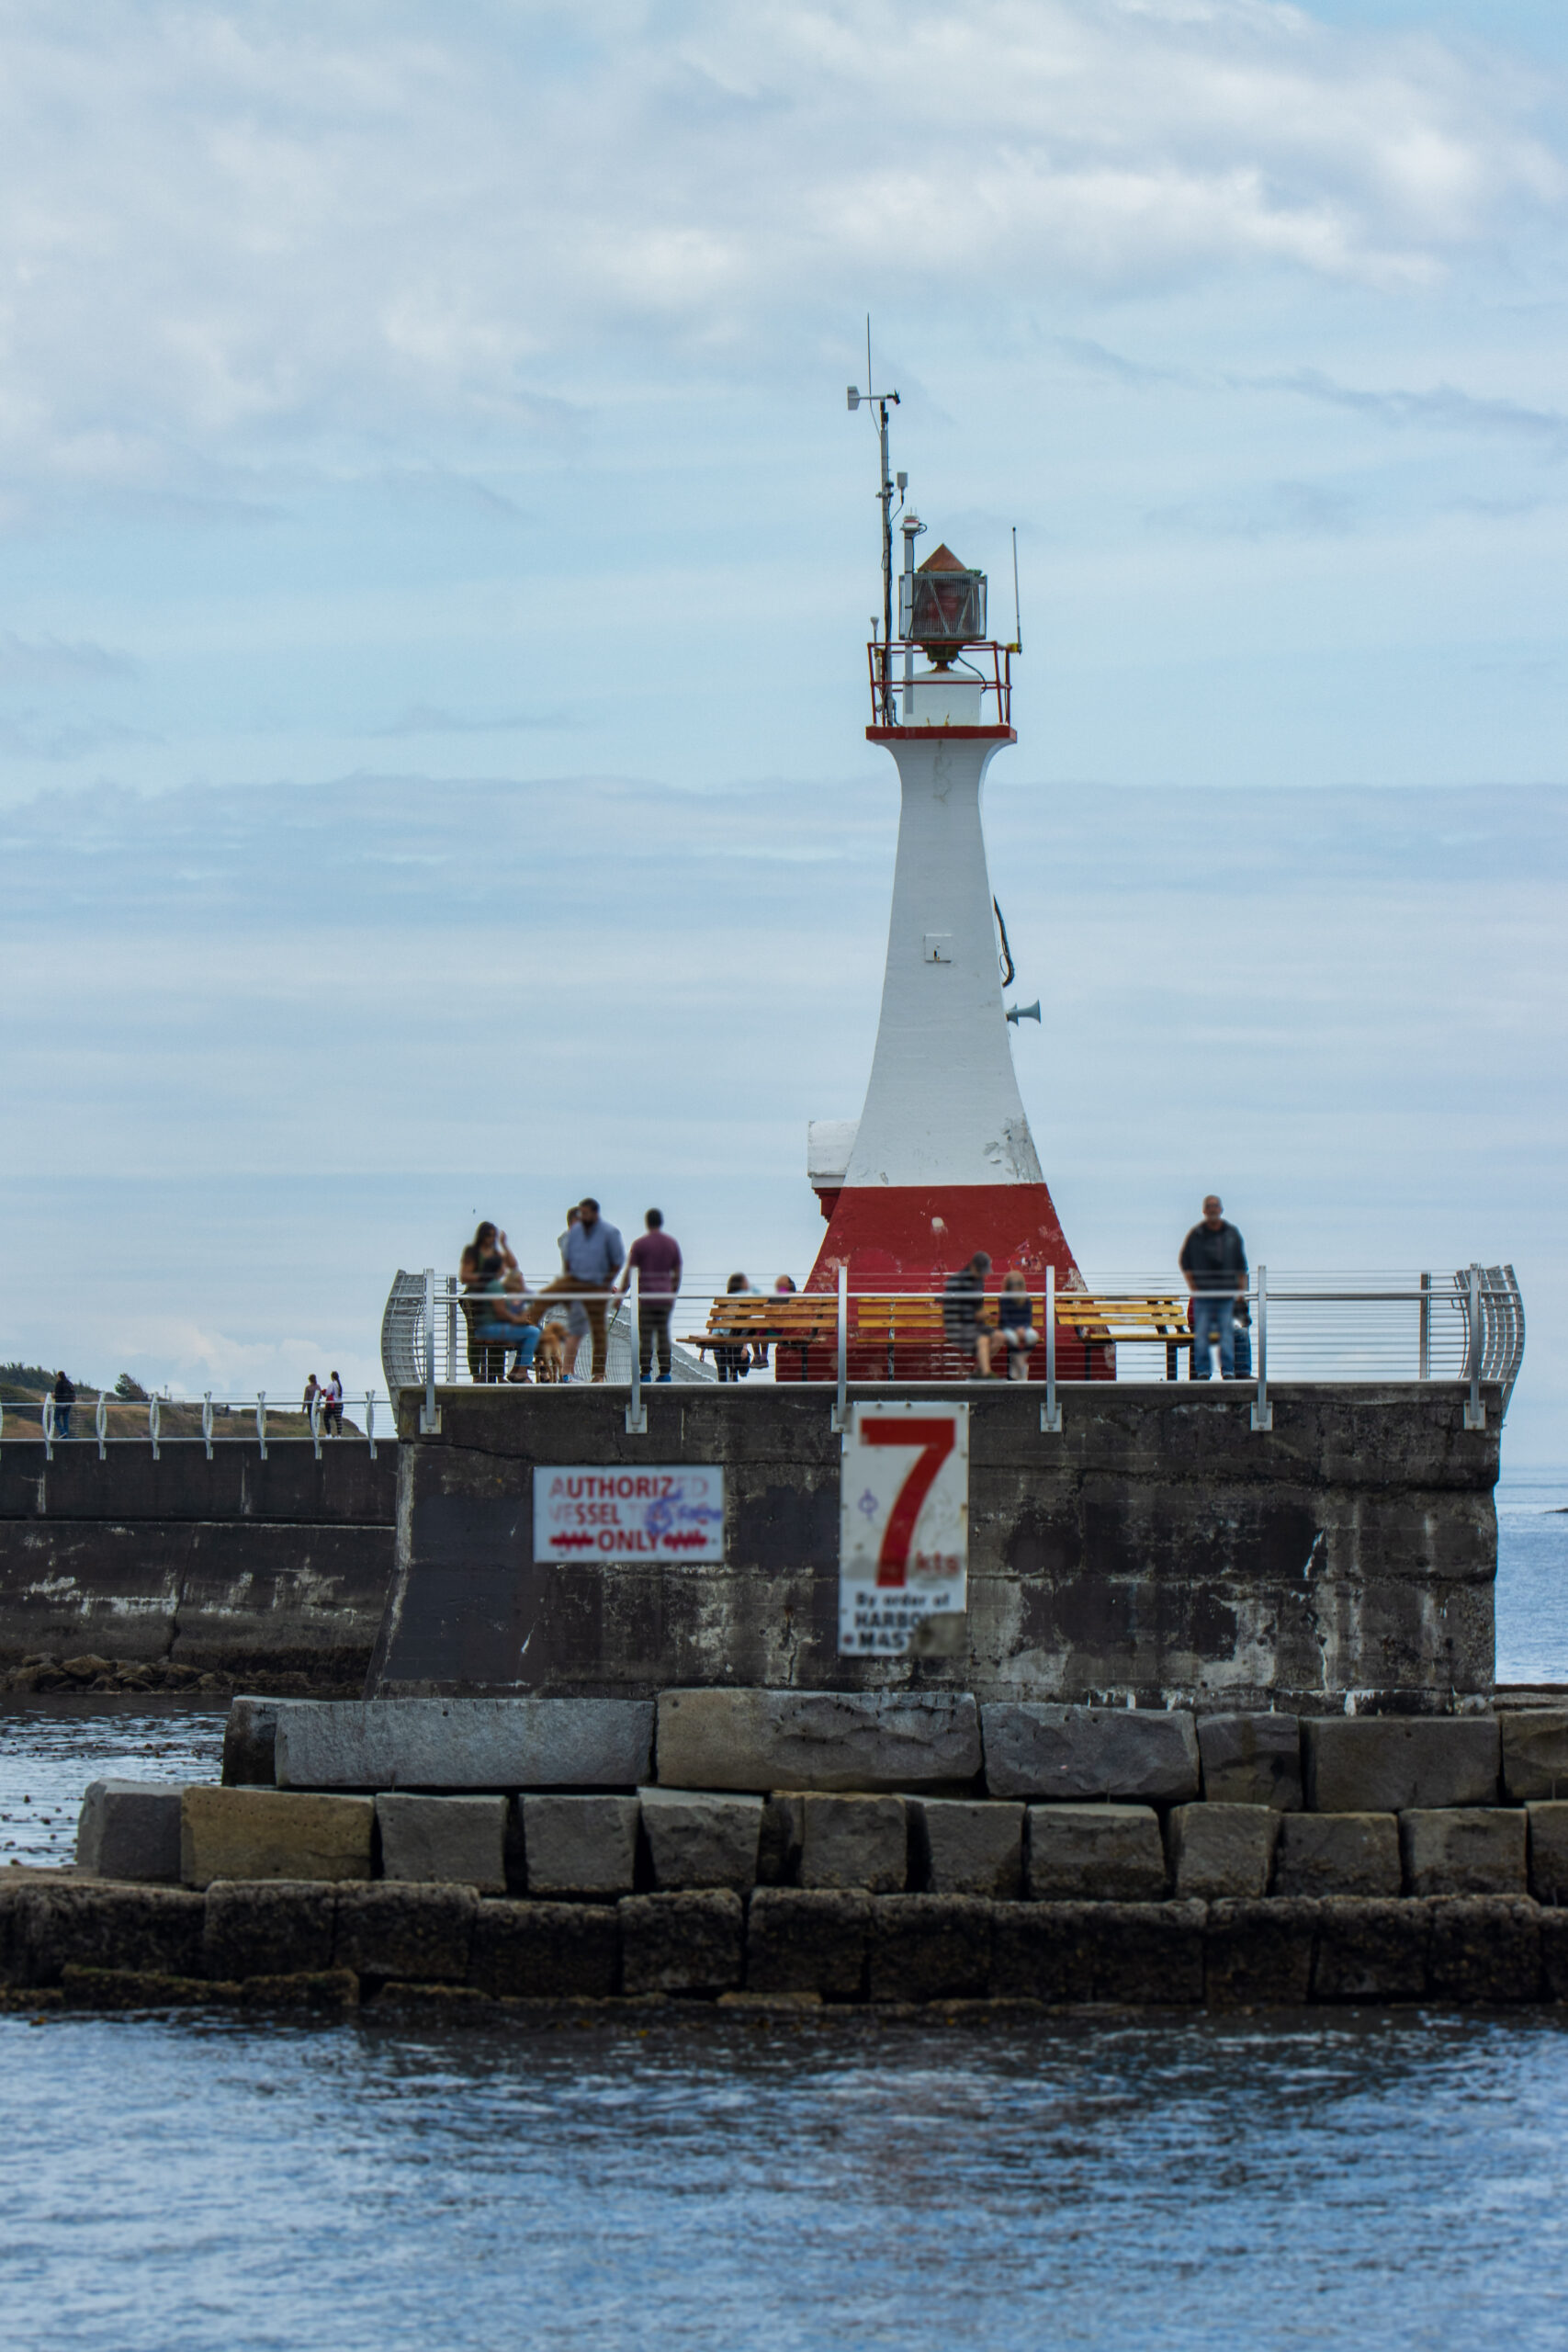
(619, 1208, 682, 1382)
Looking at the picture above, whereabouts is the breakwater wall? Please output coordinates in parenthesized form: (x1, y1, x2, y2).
(0, 1445, 397, 1690)
(378, 1383, 1501, 1712)
(16, 1690, 1564, 2015)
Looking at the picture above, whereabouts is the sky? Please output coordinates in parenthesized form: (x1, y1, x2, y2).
(0, 1, 1563, 1461)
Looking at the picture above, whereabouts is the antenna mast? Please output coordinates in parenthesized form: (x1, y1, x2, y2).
(846, 317, 900, 725)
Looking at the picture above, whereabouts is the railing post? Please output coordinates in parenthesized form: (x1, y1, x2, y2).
(1249, 1267, 1272, 1431)
(831, 1264, 848, 1434)
(256, 1392, 268, 1462)
(626, 1267, 647, 1433)
(1040, 1263, 1062, 1433)
(421, 1265, 439, 1434)
(42, 1392, 55, 1463)
(1464, 1261, 1485, 1430)
(366, 1393, 377, 1461)
(202, 1390, 214, 1462)
(446, 1280, 457, 1389)
(1418, 1271, 1431, 1381)
(149, 1395, 161, 1463)
(310, 1390, 323, 1462)
(96, 1393, 107, 1462)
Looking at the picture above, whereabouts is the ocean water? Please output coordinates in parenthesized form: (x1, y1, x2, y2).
(3, 2006, 1568, 2350)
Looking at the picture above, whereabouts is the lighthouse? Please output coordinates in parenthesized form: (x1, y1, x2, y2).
(806, 383, 1092, 1367)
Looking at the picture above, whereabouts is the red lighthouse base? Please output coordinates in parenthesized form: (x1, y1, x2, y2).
(802, 1182, 1110, 1382)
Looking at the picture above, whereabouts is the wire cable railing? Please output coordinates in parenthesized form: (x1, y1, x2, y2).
(380, 1261, 1525, 1438)
(0, 1388, 389, 1462)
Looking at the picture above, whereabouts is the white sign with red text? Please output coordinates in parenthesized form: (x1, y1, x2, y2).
(839, 1401, 968, 1656)
(534, 1466, 725, 1563)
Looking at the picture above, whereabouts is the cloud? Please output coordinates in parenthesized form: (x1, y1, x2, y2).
(0, 711, 159, 760)
(0, 1, 1558, 497)
(1144, 477, 1359, 539)
(370, 704, 577, 738)
(1257, 367, 1568, 452)
(0, 631, 137, 684)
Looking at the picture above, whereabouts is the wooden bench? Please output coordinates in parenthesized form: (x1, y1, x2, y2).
(680, 1295, 836, 1380)
(1054, 1293, 1194, 1380)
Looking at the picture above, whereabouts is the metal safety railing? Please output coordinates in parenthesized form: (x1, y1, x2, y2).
(379, 1261, 1524, 1439)
(0, 1388, 389, 1463)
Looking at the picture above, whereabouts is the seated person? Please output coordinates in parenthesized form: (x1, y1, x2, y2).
(997, 1270, 1039, 1382)
(471, 1272, 542, 1382)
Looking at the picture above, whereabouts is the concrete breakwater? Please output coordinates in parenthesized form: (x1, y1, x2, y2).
(11, 1690, 1566, 2013)
(380, 1383, 1502, 1712)
(0, 1444, 396, 1691)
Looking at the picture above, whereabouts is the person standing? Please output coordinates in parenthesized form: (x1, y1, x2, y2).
(322, 1371, 344, 1434)
(714, 1272, 750, 1382)
(52, 1370, 74, 1441)
(1179, 1195, 1248, 1381)
(942, 1252, 995, 1377)
(540, 1198, 625, 1383)
(619, 1209, 682, 1384)
(302, 1372, 320, 1418)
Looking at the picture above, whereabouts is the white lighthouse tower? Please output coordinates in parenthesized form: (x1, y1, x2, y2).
(806, 378, 1089, 1363)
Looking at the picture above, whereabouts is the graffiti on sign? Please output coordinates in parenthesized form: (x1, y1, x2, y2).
(534, 1466, 725, 1563)
(839, 1401, 968, 1655)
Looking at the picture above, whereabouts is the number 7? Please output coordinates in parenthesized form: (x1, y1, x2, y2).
(861, 1417, 956, 1586)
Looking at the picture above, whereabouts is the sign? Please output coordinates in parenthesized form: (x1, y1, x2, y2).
(839, 1401, 968, 1656)
(534, 1466, 725, 1563)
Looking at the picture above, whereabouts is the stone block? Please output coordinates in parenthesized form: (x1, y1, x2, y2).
(468, 1900, 620, 2000)
(1059, 1900, 1207, 2004)
(1025, 1805, 1167, 1902)
(1312, 1899, 1429, 2000)
(181, 1786, 374, 1888)
(866, 1896, 994, 2004)
(1541, 1911, 1568, 2001)
(909, 1799, 1024, 1898)
(333, 1883, 477, 1981)
(274, 1697, 654, 1791)
(758, 1793, 804, 1886)
(221, 1695, 299, 1786)
(798, 1794, 907, 1892)
(1272, 1813, 1401, 1899)
(985, 1705, 1199, 1804)
(1501, 1712, 1568, 1803)
(75, 1781, 183, 1883)
(638, 1789, 763, 1892)
(1205, 1899, 1320, 2008)
(519, 1795, 639, 1896)
(376, 1794, 508, 1893)
(1303, 1716, 1500, 1813)
(989, 1905, 1073, 2002)
(1167, 1804, 1280, 1900)
(60, 1966, 222, 2011)
(1400, 1808, 1528, 1897)
(619, 1891, 744, 1996)
(655, 1689, 981, 1793)
(1197, 1713, 1303, 1809)
(238, 1970, 359, 2013)
(1427, 1896, 1541, 2004)
(0, 1883, 21, 1983)
(16, 1883, 207, 1988)
(204, 1881, 338, 1979)
(745, 1890, 870, 1998)
(1528, 1803, 1568, 1905)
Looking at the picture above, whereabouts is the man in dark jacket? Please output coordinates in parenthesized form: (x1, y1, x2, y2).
(52, 1370, 75, 1440)
(943, 1251, 995, 1377)
(1179, 1197, 1247, 1381)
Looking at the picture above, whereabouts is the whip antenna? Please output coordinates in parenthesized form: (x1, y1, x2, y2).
(1010, 526, 1022, 656)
